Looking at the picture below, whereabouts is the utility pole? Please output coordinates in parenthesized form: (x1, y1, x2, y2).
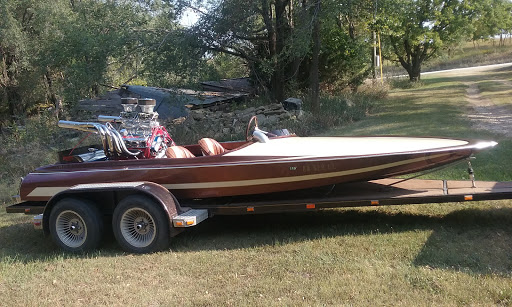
(373, 31, 377, 80)
(372, 0, 378, 80)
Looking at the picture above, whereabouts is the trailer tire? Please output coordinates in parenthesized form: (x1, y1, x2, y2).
(49, 198, 104, 253)
(112, 195, 170, 254)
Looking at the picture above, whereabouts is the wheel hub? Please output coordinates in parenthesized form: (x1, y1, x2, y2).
(69, 219, 84, 235)
(55, 210, 88, 248)
(134, 217, 150, 234)
(119, 207, 156, 248)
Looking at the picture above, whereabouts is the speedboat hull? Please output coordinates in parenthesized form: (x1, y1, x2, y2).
(20, 136, 497, 201)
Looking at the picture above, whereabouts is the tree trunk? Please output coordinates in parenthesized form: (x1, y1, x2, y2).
(407, 54, 422, 81)
(271, 0, 290, 103)
(309, 0, 321, 113)
(45, 69, 61, 119)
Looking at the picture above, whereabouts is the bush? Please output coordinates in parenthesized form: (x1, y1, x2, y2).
(285, 89, 382, 136)
(0, 112, 80, 204)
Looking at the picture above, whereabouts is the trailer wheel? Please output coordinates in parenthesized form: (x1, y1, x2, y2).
(49, 198, 104, 253)
(112, 195, 170, 254)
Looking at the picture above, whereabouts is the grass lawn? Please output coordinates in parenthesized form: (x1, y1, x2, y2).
(1, 67, 512, 306)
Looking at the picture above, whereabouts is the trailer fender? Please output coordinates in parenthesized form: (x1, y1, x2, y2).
(42, 182, 182, 236)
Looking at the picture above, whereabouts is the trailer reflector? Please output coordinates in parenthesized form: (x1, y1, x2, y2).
(306, 204, 315, 209)
(464, 195, 473, 201)
(371, 200, 379, 206)
(247, 207, 255, 212)
(33, 214, 43, 230)
(172, 209, 208, 228)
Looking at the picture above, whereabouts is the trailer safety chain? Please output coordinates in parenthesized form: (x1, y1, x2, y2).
(467, 158, 476, 188)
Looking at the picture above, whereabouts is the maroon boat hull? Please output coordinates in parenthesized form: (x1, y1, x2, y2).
(20, 142, 475, 201)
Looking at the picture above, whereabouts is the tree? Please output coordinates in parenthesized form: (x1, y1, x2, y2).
(186, 0, 317, 102)
(320, 0, 373, 91)
(379, 0, 474, 81)
(472, 0, 512, 46)
(0, 0, 192, 124)
(183, 0, 377, 106)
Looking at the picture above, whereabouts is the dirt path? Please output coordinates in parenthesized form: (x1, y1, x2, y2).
(425, 63, 512, 137)
(464, 81, 512, 137)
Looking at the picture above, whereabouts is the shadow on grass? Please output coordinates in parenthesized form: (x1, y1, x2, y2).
(2, 207, 511, 276)
(0, 220, 121, 263)
(171, 206, 512, 275)
(413, 207, 512, 276)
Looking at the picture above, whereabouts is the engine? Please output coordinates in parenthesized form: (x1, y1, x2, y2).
(59, 97, 174, 160)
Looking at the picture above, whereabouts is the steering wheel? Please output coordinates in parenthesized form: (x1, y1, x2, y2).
(245, 115, 259, 141)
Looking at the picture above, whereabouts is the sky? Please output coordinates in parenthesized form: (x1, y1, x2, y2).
(179, 7, 200, 27)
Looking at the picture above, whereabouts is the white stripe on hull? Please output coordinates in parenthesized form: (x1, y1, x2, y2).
(26, 153, 449, 198)
(162, 153, 449, 190)
(26, 187, 69, 197)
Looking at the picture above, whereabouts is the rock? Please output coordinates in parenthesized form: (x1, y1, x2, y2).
(279, 112, 292, 120)
(222, 112, 233, 118)
(269, 103, 284, 110)
(264, 109, 285, 116)
(282, 98, 303, 111)
(168, 102, 299, 141)
(264, 115, 280, 125)
(256, 114, 266, 124)
(240, 113, 254, 122)
(191, 111, 205, 120)
(172, 117, 186, 124)
(245, 107, 256, 114)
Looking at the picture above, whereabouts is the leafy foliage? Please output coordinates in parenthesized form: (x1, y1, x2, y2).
(472, 0, 512, 45)
(2, 0, 509, 124)
(379, 0, 475, 81)
(0, 0, 211, 125)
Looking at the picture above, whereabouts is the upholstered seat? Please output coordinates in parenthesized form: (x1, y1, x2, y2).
(165, 146, 195, 158)
(198, 138, 226, 156)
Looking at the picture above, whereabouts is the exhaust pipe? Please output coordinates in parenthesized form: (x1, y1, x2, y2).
(58, 120, 99, 133)
(98, 115, 123, 123)
(58, 120, 139, 157)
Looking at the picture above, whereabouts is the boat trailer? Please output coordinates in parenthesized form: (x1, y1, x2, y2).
(8, 178, 512, 222)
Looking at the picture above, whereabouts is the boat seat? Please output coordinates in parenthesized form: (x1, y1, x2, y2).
(166, 146, 195, 158)
(198, 138, 226, 156)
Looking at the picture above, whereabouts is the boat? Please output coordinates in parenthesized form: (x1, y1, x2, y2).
(19, 98, 498, 202)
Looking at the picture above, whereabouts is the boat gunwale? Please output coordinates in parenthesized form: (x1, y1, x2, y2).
(28, 137, 492, 175)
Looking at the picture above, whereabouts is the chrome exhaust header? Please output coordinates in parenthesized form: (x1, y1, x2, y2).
(58, 120, 139, 157)
(58, 120, 99, 133)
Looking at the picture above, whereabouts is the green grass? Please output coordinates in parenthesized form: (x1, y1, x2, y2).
(2, 67, 512, 305)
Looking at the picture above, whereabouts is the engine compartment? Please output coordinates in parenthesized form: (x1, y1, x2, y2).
(58, 97, 174, 162)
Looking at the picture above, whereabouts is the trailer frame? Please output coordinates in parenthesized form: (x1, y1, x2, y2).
(6, 178, 512, 253)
